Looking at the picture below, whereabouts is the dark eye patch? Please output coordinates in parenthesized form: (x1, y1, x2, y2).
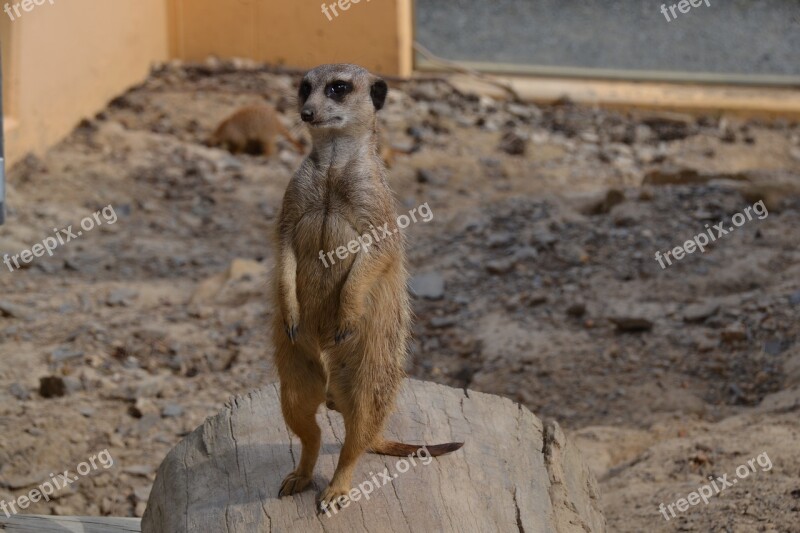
(298, 80, 312, 103)
(325, 80, 353, 102)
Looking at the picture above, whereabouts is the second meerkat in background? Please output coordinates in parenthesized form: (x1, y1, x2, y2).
(272, 64, 462, 512)
(209, 103, 304, 156)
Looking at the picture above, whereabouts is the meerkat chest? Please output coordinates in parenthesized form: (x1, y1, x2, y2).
(293, 186, 363, 264)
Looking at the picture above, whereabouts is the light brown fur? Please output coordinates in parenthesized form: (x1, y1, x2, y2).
(209, 104, 304, 156)
(271, 64, 461, 513)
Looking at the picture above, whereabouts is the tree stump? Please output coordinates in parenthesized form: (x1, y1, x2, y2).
(142, 380, 605, 532)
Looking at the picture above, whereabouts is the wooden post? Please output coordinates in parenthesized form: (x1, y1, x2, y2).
(141, 380, 605, 532)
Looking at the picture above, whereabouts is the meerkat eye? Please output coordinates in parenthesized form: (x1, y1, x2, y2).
(298, 80, 312, 102)
(325, 80, 353, 101)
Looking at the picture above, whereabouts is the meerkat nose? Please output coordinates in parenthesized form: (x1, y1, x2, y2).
(301, 108, 315, 123)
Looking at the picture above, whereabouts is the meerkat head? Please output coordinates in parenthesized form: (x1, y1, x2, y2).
(297, 64, 388, 135)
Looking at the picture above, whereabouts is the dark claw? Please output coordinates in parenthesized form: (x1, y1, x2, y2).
(334, 329, 350, 344)
(285, 324, 298, 343)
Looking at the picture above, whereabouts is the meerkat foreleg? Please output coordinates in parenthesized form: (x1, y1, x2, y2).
(278, 239, 300, 342)
(334, 242, 392, 343)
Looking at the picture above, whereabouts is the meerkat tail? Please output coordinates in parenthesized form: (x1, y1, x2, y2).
(369, 439, 464, 457)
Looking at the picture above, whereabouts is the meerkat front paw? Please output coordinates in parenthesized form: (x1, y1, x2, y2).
(285, 320, 299, 343)
(334, 309, 361, 344)
(318, 486, 351, 514)
(282, 304, 300, 343)
(279, 471, 312, 496)
(334, 325, 351, 344)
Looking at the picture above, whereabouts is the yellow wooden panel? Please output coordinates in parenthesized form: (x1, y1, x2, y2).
(3, 0, 170, 165)
(171, 0, 413, 76)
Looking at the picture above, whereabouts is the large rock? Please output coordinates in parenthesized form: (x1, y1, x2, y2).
(142, 380, 605, 532)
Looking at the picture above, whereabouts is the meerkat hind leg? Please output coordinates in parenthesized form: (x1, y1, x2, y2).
(276, 337, 326, 497)
(319, 355, 394, 511)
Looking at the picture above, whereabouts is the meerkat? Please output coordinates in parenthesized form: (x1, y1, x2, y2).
(208, 103, 304, 156)
(272, 64, 463, 512)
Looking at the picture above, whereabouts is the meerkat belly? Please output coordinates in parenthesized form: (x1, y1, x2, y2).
(293, 208, 360, 317)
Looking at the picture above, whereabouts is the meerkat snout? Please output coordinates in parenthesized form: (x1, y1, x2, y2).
(296, 64, 388, 132)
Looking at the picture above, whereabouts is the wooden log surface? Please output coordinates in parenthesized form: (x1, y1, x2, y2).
(0, 515, 141, 532)
(142, 379, 605, 532)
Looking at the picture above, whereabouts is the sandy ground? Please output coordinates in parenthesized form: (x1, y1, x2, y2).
(0, 61, 799, 531)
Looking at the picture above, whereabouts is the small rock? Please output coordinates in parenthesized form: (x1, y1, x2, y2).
(694, 333, 719, 353)
(566, 302, 586, 318)
(720, 128, 737, 143)
(51, 347, 85, 363)
(123, 465, 155, 477)
(409, 272, 445, 300)
(162, 404, 184, 418)
(573, 189, 626, 216)
(107, 288, 139, 307)
(9, 383, 30, 400)
(790, 290, 800, 307)
(609, 316, 653, 332)
(498, 130, 527, 156)
(216, 155, 243, 172)
(640, 112, 695, 141)
(526, 292, 548, 306)
(643, 166, 706, 186)
(721, 323, 747, 343)
(531, 229, 558, 247)
(506, 103, 540, 120)
(79, 406, 96, 417)
(514, 246, 538, 261)
(763, 339, 788, 356)
(683, 302, 720, 323)
(63, 376, 82, 394)
(486, 258, 515, 275)
(39, 376, 67, 398)
(166, 354, 184, 371)
(258, 202, 276, 219)
(416, 168, 449, 186)
(610, 202, 640, 227)
(134, 485, 152, 503)
(728, 383, 745, 403)
(487, 232, 514, 248)
(130, 398, 159, 418)
(0, 301, 28, 319)
(191, 258, 267, 304)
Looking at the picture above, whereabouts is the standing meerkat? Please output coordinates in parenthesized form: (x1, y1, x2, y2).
(209, 103, 304, 156)
(272, 64, 462, 512)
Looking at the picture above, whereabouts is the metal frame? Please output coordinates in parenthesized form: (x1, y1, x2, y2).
(416, 57, 800, 89)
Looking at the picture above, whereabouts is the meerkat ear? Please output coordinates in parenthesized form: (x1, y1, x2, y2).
(370, 79, 388, 111)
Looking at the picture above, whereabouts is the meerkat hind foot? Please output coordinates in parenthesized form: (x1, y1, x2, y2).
(279, 471, 313, 497)
(318, 485, 350, 514)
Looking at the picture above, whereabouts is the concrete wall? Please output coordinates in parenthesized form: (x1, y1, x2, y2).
(2, 0, 170, 166)
(168, 0, 413, 77)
